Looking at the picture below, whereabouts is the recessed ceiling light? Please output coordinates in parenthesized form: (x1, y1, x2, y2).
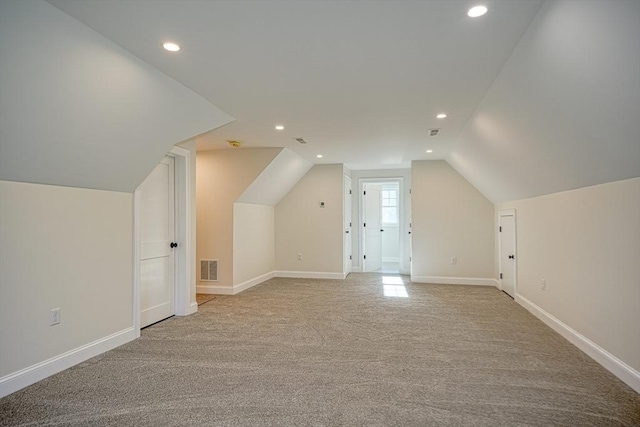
(426, 150, 433, 153)
(275, 125, 284, 130)
(316, 154, 323, 158)
(436, 113, 447, 119)
(163, 42, 180, 52)
(468, 5, 488, 18)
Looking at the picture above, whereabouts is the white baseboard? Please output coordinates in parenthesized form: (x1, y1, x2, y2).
(233, 271, 275, 294)
(189, 301, 198, 314)
(197, 272, 275, 295)
(411, 276, 498, 287)
(382, 257, 400, 263)
(516, 294, 640, 393)
(0, 327, 135, 398)
(274, 271, 346, 280)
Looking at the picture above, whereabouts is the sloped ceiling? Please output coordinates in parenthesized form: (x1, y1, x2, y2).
(0, 0, 234, 193)
(448, 0, 640, 203)
(237, 148, 313, 206)
(48, 0, 544, 170)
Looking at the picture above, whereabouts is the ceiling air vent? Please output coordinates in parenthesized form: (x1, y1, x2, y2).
(294, 137, 307, 144)
(429, 129, 440, 137)
(200, 260, 218, 282)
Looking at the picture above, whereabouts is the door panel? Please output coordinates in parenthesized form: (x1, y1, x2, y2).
(139, 156, 175, 327)
(364, 184, 382, 272)
(344, 175, 352, 276)
(499, 213, 516, 298)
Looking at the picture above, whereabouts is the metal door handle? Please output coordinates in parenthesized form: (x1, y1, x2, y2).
(170, 242, 178, 248)
(380, 229, 384, 232)
(345, 230, 349, 234)
(508, 254, 514, 259)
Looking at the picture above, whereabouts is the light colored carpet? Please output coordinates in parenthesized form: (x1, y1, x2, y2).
(1, 274, 638, 426)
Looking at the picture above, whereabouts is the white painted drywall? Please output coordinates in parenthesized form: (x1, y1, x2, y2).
(275, 164, 344, 274)
(350, 169, 411, 272)
(196, 148, 281, 289)
(233, 203, 275, 285)
(237, 149, 312, 206)
(0, 181, 133, 377)
(0, 0, 233, 192)
(411, 160, 494, 280)
(448, 0, 640, 203)
(497, 177, 640, 372)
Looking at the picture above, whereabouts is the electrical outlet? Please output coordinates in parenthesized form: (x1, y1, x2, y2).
(450, 257, 457, 265)
(297, 253, 302, 261)
(541, 279, 546, 291)
(50, 308, 61, 326)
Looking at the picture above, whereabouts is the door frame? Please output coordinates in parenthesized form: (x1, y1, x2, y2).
(498, 208, 517, 296)
(358, 177, 405, 273)
(343, 174, 352, 278)
(133, 146, 193, 338)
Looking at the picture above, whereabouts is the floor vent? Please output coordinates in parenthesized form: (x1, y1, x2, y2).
(200, 260, 218, 281)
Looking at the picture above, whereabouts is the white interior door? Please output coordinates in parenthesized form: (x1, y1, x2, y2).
(364, 184, 382, 272)
(139, 156, 175, 327)
(344, 175, 352, 276)
(499, 211, 517, 298)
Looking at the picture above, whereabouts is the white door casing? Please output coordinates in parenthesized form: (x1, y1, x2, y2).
(139, 156, 176, 327)
(499, 210, 517, 298)
(344, 175, 352, 277)
(363, 183, 382, 272)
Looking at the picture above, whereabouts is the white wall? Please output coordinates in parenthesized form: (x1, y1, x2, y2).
(0, 181, 133, 384)
(411, 160, 494, 283)
(350, 169, 411, 273)
(275, 164, 344, 275)
(196, 148, 281, 290)
(497, 178, 640, 378)
(233, 204, 275, 286)
(0, 0, 233, 193)
(448, 0, 639, 203)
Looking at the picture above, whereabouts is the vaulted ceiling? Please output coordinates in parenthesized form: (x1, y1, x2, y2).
(24, 1, 640, 201)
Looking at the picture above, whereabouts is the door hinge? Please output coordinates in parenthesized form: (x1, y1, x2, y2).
(350, 222, 352, 227)
(364, 255, 366, 260)
(409, 256, 412, 262)
(364, 223, 366, 227)
(499, 226, 502, 232)
(349, 189, 352, 194)
(364, 191, 366, 195)
(350, 255, 352, 260)
(500, 273, 503, 279)
(409, 189, 412, 194)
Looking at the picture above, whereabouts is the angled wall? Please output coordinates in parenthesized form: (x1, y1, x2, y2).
(0, 0, 233, 193)
(411, 161, 495, 285)
(448, 0, 639, 204)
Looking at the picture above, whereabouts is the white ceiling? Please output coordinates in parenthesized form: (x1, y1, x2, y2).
(49, 0, 544, 170)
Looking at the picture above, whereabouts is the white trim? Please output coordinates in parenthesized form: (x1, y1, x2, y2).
(274, 271, 346, 280)
(0, 327, 135, 398)
(516, 294, 640, 393)
(197, 272, 275, 295)
(133, 188, 141, 338)
(189, 301, 198, 314)
(197, 284, 234, 295)
(382, 257, 400, 263)
(411, 276, 498, 287)
(233, 271, 275, 294)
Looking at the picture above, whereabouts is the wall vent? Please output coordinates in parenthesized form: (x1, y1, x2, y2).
(200, 259, 218, 281)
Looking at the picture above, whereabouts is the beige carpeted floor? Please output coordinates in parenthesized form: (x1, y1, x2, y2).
(1, 274, 638, 426)
(195, 293, 216, 306)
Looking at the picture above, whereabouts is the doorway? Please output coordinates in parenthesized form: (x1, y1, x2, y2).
(498, 209, 517, 298)
(134, 146, 194, 336)
(361, 179, 403, 274)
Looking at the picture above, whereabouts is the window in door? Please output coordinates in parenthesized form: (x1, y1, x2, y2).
(381, 188, 398, 225)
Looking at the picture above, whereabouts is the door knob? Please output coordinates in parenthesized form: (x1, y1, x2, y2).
(170, 242, 178, 248)
(380, 229, 384, 232)
(345, 230, 350, 234)
(508, 254, 514, 259)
